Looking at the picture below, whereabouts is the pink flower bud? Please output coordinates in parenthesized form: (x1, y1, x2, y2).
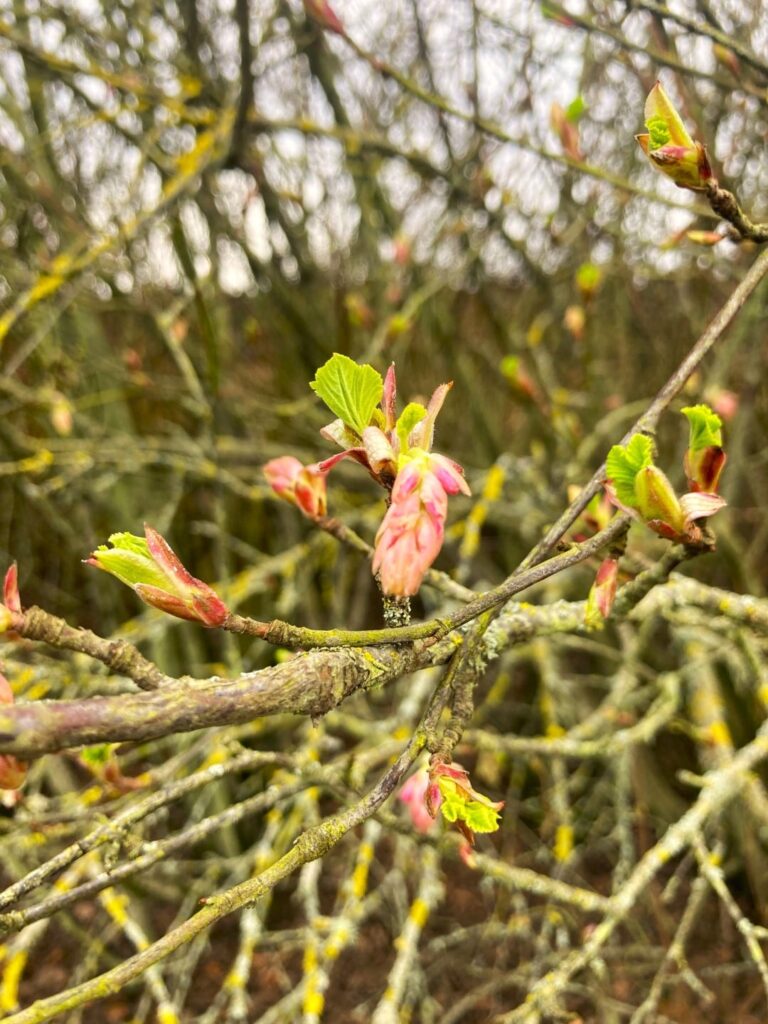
(372, 451, 469, 597)
(264, 456, 328, 520)
(585, 557, 619, 628)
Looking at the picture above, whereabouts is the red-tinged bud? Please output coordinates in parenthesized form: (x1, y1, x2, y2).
(585, 557, 619, 629)
(458, 840, 476, 868)
(425, 778, 443, 819)
(0, 564, 23, 634)
(382, 363, 397, 430)
(550, 103, 582, 162)
(682, 404, 726, 493)
(542, 5, 576, 27)
(685, 230, 723, 247)
(303, 0, 344, 34)
(344, 293, 374, 330)
(399, 770, 438, 833)
(0, 755, 27, 791)
(3, 565, 21, 616)
(500, 356, 538, 402)
(263, 456, 328, 520)
(0, 671, 27, 790)
(685, 446, 727, 494)
(87, 526, 229, 628)
(713, 43, 741, 79)
(637, 83, 715, 192)
(392, 236, 411, 266)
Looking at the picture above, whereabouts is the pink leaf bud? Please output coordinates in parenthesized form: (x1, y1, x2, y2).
(87, 526, 229, 627)
(3, 564, 21, 615)
(0, 564, 23, 634)
(0, 671, 27, 790)
(585, 557, 619, 628)
(382, 363, 397, 431)
(636, 83, 714, 191)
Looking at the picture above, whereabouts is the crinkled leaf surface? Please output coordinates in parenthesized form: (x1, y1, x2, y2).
(682, 404, 723, 451)
(462, 799, 503, 834)
(310, 354, 383, 435)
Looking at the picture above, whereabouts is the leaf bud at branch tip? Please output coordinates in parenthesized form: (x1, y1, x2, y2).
(86, 526, 229, 627)
(636, 82, 715, 192)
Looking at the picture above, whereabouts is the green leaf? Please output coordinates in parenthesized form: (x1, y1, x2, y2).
(437, 778, 503, 834)
(644, 83, 694, 149)
(681, 404, 722, 451)
(439, 790, 464, 824)
(576, 262, 602, 294)
(396, 402, 427, 451)
(646, 115, 671, 150)
(462, 799, 502, 834)
(81, 744, 113, 766)
(605, 434, 654, 508)
(310, 354, 383, 434)
(93, 534, 170, 590)
(565, 95, 586, 123)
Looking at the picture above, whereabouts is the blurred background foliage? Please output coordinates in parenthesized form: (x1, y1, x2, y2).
(1, 0, 768, 1019)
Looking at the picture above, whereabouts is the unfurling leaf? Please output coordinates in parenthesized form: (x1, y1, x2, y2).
(585, 556, 620, 629)
(605, 434, 654, 509)
(682, 404, 726, 493)
(636, 82, 713, 191)
(429, 760, 504, 847)
(396, 402, 427, 451)
(682, 404, 723, 451)
(310, 353, 383, 435)
(87, 527, 229, 627)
